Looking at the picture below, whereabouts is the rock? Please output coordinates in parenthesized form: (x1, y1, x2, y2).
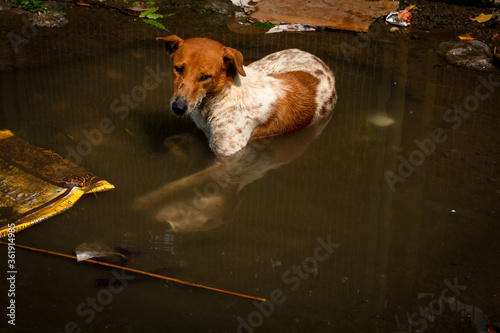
(437, 40, 494, 71)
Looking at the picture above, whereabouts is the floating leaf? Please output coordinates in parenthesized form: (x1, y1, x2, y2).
(142, 19, 169, 31)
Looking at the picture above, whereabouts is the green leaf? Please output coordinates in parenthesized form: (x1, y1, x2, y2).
(145, 13, 164, 19)
(139, 7, 158, 17)
(142, 19, 169, 31)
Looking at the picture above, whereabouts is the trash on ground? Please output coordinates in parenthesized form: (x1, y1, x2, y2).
(230, 0, 252, 6)
(75, 242, 135, 265)
(386, 5, 414, 27)
(75, 1, 90, 7)
(29, 11, 68, 28)
(458, 33, 474, 40)
(0, 130, 114, 238)
(470, 11, 499, 26)
(267, 23, 316, 33)
(470, 12, 494, 23)
(250, 0, 399, 32)
(437, 40, 495, 71)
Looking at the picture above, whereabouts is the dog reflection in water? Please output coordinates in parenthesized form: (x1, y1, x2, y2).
(132, 115, 331, 232)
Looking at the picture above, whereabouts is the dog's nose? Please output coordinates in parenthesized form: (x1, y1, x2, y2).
(171, 98, 187, 115)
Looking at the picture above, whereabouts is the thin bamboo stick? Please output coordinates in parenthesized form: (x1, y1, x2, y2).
(0, 241, 266, 302)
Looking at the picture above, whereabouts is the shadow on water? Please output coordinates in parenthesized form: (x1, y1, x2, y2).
(0, 28, 499, 333)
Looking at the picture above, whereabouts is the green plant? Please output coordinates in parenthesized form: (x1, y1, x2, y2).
(139, 7, 175, 31)
(10, 0, 50, 13)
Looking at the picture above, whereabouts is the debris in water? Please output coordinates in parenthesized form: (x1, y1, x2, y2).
(386, 6, 414, 27)
(75, 242, 135, 265)
(367, 114, 395, 127)
(437, 40, 494, 71)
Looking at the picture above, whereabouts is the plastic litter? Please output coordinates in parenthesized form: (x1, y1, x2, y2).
(0, 130, 114, 238)
(75, 242, 133, 265)
(230, 0, 252, 6)
(386, 6, 414, 27)
(266, 23, 316, 33)
(437, 40, 494, 71)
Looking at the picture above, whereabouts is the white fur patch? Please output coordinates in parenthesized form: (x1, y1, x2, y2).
(190, 49, 336, 156)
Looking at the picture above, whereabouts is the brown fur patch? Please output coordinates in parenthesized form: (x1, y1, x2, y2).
(251, 71, 319, 138)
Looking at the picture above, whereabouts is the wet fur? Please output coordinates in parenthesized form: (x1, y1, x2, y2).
(157, 35, 337, 156)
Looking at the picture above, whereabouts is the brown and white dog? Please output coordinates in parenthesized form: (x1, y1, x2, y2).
(157, 35, 337, 156)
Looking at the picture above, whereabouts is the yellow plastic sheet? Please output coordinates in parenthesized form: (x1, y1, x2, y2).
(0, 130, 114, 238)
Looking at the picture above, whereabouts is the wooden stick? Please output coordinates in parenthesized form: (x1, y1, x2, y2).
(0, 241, 266, 302)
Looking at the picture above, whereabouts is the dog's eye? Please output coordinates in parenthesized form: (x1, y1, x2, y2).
(199, 75, 212, 82)
(174, 66, 184, 75)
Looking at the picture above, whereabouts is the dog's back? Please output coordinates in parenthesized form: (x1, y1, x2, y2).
(248, 49, 337, 137)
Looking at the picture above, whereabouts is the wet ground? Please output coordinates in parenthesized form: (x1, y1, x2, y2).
(1, 0, 500, 332)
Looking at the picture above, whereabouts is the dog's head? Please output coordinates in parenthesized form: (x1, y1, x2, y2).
(157, 35, 246, 116)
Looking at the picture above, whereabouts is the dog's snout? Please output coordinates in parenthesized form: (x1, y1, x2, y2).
(171, 98, 187, 115)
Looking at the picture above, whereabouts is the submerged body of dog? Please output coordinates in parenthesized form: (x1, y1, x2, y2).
(157, 35, 337, 156)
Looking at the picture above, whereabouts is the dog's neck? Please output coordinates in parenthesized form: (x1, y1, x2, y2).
(204, 67, 281, 121)
(189, 66, 282, 156)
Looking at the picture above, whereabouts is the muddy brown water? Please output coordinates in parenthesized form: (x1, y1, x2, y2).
(1, 19, 499, 333)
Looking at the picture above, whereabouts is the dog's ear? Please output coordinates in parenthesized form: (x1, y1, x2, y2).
(223, 47, 246, 77)
(156, 35, 183, 54)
